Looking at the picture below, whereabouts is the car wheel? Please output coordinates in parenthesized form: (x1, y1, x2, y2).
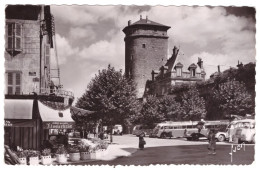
(160, 133, 166, 139)
(218, 134, 225, 142)
(192, 134, 199, 141)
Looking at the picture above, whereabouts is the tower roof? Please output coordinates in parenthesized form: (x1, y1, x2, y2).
(123, 16, 171, 33)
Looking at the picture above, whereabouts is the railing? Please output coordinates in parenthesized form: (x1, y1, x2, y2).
(39, 88, 74, 99)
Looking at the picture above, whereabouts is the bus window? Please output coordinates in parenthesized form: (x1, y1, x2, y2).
(169, 126, 173, 129)
(187, 126, 192, 129)
(161, 126, 164, 129)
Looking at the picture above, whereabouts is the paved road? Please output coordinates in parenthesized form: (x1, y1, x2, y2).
(77, 135, 255, 165)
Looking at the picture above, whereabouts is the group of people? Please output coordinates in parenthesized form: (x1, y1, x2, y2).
(137, 129, 217, 155)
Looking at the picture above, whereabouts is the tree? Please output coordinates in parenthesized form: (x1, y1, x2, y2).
(137, 95, 164, 128)
(181, 85, 207, 121)
(130, 95, 182, 128)
(158, 95, 182, 121)
(213, 79, 254, 118)
(76, 65, 139, 142)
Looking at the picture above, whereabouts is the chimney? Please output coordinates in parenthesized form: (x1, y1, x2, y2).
(197, 57, 203, 69)
(128, 20, 131, 26)
(140, 15, 142, 20)
(218, 65, 220, 73)
(151, 70, 155, 81)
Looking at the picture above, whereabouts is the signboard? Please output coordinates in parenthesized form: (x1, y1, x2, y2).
(5, 120, 13, 127)
(33, 77, 40, 82)
(4, 120, 35, 127)
(29, 72, 36, 76)
(43, 122, 74, 129)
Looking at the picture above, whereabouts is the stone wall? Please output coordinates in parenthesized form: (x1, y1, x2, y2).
(125, 30, 169, 98)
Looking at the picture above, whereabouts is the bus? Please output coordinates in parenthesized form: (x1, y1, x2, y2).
(151, 120, 229, 140)
(132, 124, 154, 137)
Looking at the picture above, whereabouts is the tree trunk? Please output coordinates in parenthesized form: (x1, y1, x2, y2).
(110, 125, 113, 143)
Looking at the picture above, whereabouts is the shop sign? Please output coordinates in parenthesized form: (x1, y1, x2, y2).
(5, 120, 13, 127)
(43, 122, 74, 129)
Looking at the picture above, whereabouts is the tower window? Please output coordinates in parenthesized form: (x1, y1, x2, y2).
(142, 44, 146, 48)
(131, 55, 133, 61)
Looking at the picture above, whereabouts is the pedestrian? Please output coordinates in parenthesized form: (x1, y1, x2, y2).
(208, 129, 216, 155)
(139, 132, 146, 150)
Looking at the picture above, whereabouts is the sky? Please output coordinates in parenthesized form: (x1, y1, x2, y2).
(49, 5, 256, 103)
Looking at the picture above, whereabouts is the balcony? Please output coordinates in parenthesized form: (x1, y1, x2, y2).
(39, 88, 74, 99)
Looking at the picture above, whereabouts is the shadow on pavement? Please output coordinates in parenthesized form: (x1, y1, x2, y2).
(82, 144, 254, 166)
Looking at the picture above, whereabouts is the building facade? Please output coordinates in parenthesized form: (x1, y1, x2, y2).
(123, 15, 171, 98)
(148, 46, 206, 96)
(5, 5, 53, 95)
(4, 5, 75, 150)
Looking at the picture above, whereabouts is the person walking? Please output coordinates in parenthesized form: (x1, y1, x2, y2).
(138, 132, 146, 150)
(208, 129, 216, 155)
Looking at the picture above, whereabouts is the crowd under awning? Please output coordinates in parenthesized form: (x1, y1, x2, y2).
(38, 101, 75, 129)
(4, 99, 35, 127)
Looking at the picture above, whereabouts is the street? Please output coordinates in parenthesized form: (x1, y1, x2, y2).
(76, 135, 255, 165)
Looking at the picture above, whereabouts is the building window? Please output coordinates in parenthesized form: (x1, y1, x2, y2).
(191, 69, 196, 77)
(45, 44, 50, 67)
(6, 72, 21, 95)
(142, 44, 146, 48)
(131, 55, 133, 61)
(6, 23, 22, 52)
(177, 68, 182, 77)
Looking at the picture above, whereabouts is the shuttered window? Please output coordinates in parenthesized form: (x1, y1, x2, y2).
(6, 23, 22, 51)
(6, 72, 21, 95)
(45, 44, 50, 66)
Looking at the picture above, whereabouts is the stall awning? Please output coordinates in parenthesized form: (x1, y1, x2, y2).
(38, 101, 75, 129)
(4, 99, 34, 119)
(70, 106, 95, 116)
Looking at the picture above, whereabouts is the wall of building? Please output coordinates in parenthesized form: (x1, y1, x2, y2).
(5, 10, 51, 95)
(125, 29, 169, 98)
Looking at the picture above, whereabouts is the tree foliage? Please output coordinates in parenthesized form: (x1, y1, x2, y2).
(76, 65, 140, 126)
(130, 95, 182, 128)
(213, 79, 254, 117)
(181, 85, 207, 121)
(158, 95, 182, 121)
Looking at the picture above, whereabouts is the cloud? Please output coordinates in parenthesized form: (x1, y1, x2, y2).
(78, 31, 125, 70)
(69, 26, 96, 41)
(51, 6, 256, 100)
(50, 34, 79, 66)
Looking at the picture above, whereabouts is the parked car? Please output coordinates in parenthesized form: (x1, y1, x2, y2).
(232, 119, 255, 143)
(112, 125, 123, 135)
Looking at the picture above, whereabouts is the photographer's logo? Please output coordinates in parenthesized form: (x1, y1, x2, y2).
(229, 142, 245, 162)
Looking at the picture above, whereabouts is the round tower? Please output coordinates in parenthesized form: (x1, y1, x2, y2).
(123, 15, 171, 98)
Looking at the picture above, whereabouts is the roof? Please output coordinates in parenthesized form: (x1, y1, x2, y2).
(188, 63, 197, 70)
(123, 17, 171, 32)
(175, 62, 183, 67)
(6, 5, 42, 20)
(132, 18, 169, 27)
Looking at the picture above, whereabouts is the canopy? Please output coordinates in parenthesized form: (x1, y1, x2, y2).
(70, 106, 95, 116)
(4, 99, 34, 119)
(38, 101, 75, 129)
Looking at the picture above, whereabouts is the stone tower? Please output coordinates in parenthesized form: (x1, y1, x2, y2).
(123, 15, 171, 98)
